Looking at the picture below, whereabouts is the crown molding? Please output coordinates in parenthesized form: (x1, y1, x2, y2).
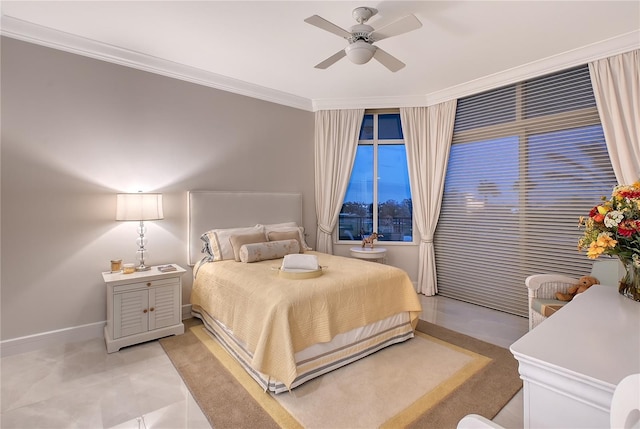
(313, 30, 639, 110)
(0, 16, 314, 112)
(2, 16, 637, 112)
(425, 30, 640, 106)
(312, 94, 429, 111)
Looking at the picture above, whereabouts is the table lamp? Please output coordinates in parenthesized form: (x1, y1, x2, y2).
(116, 192, 164, 271)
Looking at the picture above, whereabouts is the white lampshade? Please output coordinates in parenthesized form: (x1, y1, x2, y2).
(116, 193, 164, 221)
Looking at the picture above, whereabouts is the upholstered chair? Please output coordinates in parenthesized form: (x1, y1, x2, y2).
(525, 274, 578, 331)
(526, 258, 626, 331)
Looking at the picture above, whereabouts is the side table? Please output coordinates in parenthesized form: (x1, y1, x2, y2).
(102, 264, 186, 353)
(350, 247, 387, 263)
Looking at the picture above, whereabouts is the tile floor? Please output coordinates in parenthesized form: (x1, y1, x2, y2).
(0, 337, 210, 429)
(420, 295, 529, 429)
(1, 295, 528, 429)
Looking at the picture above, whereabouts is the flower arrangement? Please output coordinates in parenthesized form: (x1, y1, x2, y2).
(578, 180, 640, 300)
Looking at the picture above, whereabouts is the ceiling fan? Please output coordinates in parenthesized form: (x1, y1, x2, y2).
(304, 6, 422, 72)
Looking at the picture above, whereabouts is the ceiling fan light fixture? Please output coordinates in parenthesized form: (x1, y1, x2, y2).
(345, 40, 376, 64)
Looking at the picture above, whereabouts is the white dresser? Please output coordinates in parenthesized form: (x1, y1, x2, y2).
(510, 285, 640, 428)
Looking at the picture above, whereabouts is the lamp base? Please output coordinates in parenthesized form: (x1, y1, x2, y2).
(136, 265, 151, 272)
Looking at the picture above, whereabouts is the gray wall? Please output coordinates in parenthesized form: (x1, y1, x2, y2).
(1, 37, 315, 340)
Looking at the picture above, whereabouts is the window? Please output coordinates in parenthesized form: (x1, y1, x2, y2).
(434, 65, 617, 316)
(339, 113, 413, 243)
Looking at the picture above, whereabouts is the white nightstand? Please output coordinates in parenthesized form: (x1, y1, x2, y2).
(102, 264, 186, 353)
(350, 247, 387, 263)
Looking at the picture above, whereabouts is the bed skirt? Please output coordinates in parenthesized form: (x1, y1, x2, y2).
(192, 307, 415, 393)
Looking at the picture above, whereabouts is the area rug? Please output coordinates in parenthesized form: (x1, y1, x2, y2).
(159, 319, 522, 429)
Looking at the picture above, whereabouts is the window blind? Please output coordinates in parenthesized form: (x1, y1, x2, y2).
(434, 65, 618, 317)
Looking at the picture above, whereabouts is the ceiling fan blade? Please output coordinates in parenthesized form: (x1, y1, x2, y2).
(304, 15, 351, 39)
(373, 48, 405, 72)
(314, 49, 347, 69)
(370, 14, 422, 41)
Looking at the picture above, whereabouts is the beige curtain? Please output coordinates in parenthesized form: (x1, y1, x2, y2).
(589, 49, 640, 184)
(400, 101, 457, 295)
(314, 109, 365, 254)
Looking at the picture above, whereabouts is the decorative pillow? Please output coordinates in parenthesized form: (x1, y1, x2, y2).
(201, 225, 264, 261)
(260, 223, 312, 251)
(229, 232, 267, 262)
(267, 230, 305, 254)
(239, 239, 300, 263)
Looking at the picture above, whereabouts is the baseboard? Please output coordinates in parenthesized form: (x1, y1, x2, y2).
(0, 321, 106, 357)
(182, 303, 193, 320)
(1, 304, 195, 357)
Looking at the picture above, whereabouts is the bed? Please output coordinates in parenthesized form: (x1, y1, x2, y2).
(188, 191, 422, 393)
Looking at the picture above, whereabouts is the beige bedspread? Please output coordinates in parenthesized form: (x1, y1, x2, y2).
(190, 251, 422, 389)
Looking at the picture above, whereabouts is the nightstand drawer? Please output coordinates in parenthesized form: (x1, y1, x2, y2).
(113, 277, 178, 294)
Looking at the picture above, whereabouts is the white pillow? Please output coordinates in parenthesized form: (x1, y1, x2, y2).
(201, 225, 265, 261)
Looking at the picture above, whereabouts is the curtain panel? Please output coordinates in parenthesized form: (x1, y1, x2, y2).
(314, 109, 365, 254)
(400, 101, 457, 295)
(589, 49, 640, 185)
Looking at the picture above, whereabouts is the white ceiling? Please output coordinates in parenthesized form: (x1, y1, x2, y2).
(2, 1, 639, 111)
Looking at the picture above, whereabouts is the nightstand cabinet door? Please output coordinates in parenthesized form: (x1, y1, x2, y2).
(114, 289, 149, 338)
(149, 283, 180, 330)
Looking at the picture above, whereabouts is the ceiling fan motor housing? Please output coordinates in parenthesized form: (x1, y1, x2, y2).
(349, 24, 374, 43)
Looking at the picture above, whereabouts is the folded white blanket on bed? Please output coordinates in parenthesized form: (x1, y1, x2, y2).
(282, 254, 319, 271)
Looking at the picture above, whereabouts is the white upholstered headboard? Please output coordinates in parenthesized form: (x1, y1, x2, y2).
(187, 191, 303, 266)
